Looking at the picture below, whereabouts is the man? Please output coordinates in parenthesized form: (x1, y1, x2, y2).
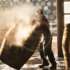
(63, 22, 70, 69)
(39, 9, 56, 69)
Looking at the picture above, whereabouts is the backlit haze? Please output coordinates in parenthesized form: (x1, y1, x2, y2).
(0, 3, 41, 47)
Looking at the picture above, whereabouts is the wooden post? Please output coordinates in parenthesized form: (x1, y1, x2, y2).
(56, 0, 64, 57)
